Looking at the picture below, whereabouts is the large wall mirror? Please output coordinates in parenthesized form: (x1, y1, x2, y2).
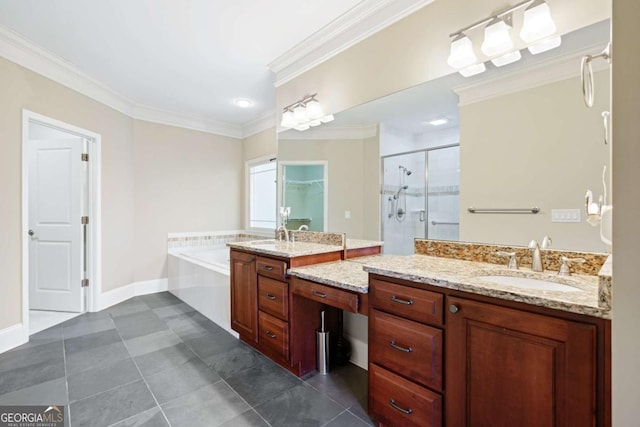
(277, 19, 611, 254)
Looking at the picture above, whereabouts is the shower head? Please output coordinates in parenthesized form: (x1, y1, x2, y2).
(399, 165, 412, 176)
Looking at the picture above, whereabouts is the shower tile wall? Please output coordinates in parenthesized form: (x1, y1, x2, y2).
(380, 127, 460, 255)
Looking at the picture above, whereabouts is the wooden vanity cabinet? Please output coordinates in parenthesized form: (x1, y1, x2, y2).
(368, 274, 611, 427)
(446, 296, 598, 427)
(230, 248, 343, 376)
(230, 250, 257, 343)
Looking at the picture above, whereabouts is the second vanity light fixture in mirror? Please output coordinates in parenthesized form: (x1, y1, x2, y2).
(280, 94, 335, 131)
(447, 0, 560, 77)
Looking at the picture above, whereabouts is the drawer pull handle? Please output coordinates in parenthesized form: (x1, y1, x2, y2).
(390, 295, 413, 305)
(311, 290, 327, 298)
(262, 266, 274, 271)
(264, 293, 277, 300)
(389, 399, 413, 415)
(265, 331, 277, 339)
(389, 341, 413, 353)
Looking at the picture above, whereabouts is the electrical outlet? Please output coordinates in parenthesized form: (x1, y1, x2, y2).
(551, 209, 581, 223)
(344, 210, 351, 219)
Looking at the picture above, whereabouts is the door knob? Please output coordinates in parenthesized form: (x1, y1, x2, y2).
(448, 304, 460, 314)
(28, 229, 35, 236)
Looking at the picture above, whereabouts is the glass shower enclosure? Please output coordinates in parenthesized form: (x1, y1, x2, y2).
(381, 145, 460, 254)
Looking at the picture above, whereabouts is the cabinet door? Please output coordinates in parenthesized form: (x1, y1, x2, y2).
(446, 296, 596, 427)
(230, 250, 257, 342)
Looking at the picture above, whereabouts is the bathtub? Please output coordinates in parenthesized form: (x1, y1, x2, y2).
(167, 246, 238, 337)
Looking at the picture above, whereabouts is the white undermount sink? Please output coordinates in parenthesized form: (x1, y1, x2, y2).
(475, 275, 581, 292)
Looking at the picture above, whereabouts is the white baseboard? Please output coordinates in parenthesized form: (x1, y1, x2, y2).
(98, 278, 168, 311)
(346, 334, 368, 370)
(0, 323, 28, 354)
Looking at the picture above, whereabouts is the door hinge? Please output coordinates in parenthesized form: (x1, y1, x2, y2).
(81, 153, 89, 162)
(81, 216, 89, 225)
(81, 278, 89, 287)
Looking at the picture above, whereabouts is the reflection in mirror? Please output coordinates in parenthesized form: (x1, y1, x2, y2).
(278, 162, 328, 231)
(277, 19, 611, 253)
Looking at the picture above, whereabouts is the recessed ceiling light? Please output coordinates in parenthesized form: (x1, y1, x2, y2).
(428, 118, 448, 126)
(234, 98, 253, 108)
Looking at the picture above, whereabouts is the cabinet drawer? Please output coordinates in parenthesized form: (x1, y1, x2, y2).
(291, 279, 359, 313)
(258, 311, 289, 359)
(256, 256, 287, 281)
(258, 276, 289, 321)
(370, 278, 443, 325)
(369, 363, 442, 427)
(370, 309, 443, 391)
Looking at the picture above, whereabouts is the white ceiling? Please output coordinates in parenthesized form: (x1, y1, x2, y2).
(0, 0, 365, 127)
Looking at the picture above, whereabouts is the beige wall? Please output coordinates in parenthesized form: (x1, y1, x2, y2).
(242, 127, 277, 162)
(276, 0, 610, 119)
(0, 55, 246, 331)
(0, 56, 136, 329)
(278, 136, 380, 240)
(612, 0, 640, 423)
(133, 121, 242, 281)
(460, 71, 610, 252)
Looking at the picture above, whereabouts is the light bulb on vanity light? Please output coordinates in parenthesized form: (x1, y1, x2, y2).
(481, 17, 514, 57)
(520, 0, 557, 43)
(320, 114, 334, 123)
(459, 62, 486, 77)
(280, 109, 296, 128)
(528, 36, 561, 55)
(447, 34, 477, 69)
(491, 50, 522, 67)
(305, 99, 323, 120)
(293, 104, 308, 122)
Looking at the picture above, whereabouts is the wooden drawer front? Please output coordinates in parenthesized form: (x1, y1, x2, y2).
(369, 363, 442, 427)
(256, 256, 287, 281)
(371, 278, 443, 325)
(291, 279, 358, 313)
(258, 311, 289, 359)
(370, 309, 443, 391)
(258, 276, 289, 321)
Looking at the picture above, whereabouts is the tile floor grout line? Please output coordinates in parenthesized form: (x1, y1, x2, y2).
(321, 408, 349, 427)
(104, 406, 161, 427)
(219, 378, 274, 427)
(67, 378, 141, 406)
(112, 319, 174, 427)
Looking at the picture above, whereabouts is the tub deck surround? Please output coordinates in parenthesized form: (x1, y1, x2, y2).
(227, 240, 345, 259)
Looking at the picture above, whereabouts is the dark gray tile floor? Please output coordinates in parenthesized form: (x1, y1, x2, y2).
(0, 292, 374, 427)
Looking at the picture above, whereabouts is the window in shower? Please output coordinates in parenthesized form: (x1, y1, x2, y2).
(381, 145, 460, 254)
(248, 158, 277, 229)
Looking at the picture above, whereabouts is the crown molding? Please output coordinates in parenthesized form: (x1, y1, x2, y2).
(454, 44, 610, 106)
(241, 110, 277, 138)
(278, 124, 378, 140)
(0, 25, 251, 139)
(269, 0, 434, 87)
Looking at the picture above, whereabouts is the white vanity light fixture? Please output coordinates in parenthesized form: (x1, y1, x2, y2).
(447, 34, 477, 69)
(280, 94, 334, 131)
(481, 16, 514, 57)
(446, 0, 560, 76)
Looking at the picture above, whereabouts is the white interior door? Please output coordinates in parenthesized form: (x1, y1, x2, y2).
(29, 138, 84, 312)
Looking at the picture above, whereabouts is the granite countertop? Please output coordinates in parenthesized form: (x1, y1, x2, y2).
(227, 240, 343, 258)
(288, 258, 376, 294)
(289, 253, 610, 319)
(363, 254, 610, 319)
(346, 239, 383, 250)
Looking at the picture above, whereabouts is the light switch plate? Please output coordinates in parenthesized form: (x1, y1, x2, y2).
(344, 210, 351, 219)
(551, 209, 581, 223)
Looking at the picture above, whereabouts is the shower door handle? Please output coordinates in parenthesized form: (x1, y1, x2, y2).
(419, 211, 425, 222)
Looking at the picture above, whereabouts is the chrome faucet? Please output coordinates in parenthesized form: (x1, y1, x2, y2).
(276, 225, 289, 242)
(528, 240, 544, 272)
